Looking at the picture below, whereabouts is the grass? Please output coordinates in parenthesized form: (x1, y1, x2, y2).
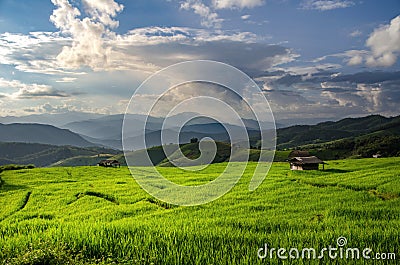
(0, 158, 399, 264)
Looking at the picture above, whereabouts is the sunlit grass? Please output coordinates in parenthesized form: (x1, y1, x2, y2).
(0, 158, 399, 264)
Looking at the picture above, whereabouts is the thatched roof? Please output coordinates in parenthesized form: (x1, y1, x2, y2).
(98, 160, 120, 164)
(289, 156, 325, 164)
(288, 150, 310, 158)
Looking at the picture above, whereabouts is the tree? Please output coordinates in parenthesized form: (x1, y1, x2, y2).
(190, 137, 199, 143)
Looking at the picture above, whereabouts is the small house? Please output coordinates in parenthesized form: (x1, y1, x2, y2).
(289, 156, 325, 170)
(97, 159, 121, 168)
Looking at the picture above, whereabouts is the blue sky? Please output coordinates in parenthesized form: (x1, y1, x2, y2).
(0, 0, 399, 122)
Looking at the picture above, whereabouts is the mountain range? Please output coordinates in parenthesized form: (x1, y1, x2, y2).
(0, 113, 399, 167)
(61, 113, 266, 150)
(0, 123, 94, 147)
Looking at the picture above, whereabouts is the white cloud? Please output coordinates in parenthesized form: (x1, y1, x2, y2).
(82, 0, 124, 28)
(0, 0, 284, 75)
(212, 0, 265, 9)
(301, 0, 355, 11)
(0, 31, 76, 75)
(180, 0, 223, 28)
(344, 16, 400, 67)
(365, 15, 400, 67)
(20, 101, 116, 115)
(180, 0, 264, 28)
(0, 78, 69, 99)
(50, 0, 124, 70)
(29, 103, 74, 113)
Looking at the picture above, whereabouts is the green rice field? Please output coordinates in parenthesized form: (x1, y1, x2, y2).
(0, 158, 399, 264)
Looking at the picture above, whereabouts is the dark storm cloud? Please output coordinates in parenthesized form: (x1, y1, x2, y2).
(115, 40, 297, 77)
(18, 89, 70, 99)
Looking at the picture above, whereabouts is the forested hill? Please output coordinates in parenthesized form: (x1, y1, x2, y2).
(275, 114, 400, 149)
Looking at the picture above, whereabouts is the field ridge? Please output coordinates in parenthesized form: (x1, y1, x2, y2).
(18, 191, 32, 211)
(0, 191, 32, 222)
(72, 191, 120, 205)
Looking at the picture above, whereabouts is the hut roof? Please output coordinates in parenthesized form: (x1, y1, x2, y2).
(289, 156, 325, 164)
(288, 150, 310, 158)
(98, 159, 120, 164)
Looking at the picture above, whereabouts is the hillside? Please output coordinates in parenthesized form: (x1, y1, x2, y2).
(0, 142, 120, 167)
(113, 142, 268, 167)
(0, 123, 96, 147)
(302, 134, 400, 160)
(51, 154, 116, 167)
(157, 142, 232, 167)
(275, 114, 400, 149)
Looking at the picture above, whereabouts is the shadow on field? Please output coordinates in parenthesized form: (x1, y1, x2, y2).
(0, 179, 28, 192)
(323, 168, 352, 173)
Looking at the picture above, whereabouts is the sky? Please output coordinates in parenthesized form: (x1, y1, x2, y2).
(0, 0, 399, 123)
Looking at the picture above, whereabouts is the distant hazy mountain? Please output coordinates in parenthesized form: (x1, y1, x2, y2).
(0, 111, 326, 129)
(276, 117, 339, 127)
(62, 113, 266, 150)
(0, 123, 96, 147)
(62, 114, 163, 140)
(123, 128, 229, 150)
(0, 111, 104, 127)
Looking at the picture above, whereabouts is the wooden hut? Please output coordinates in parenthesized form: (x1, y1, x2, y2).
(97, 159, 121, 168)
(289, 156, 325, 170)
